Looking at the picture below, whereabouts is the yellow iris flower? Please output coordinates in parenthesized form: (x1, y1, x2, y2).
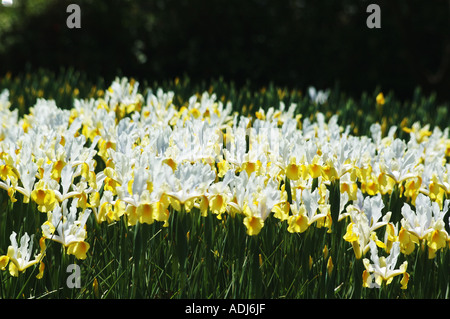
(41, 199, 91, 260)
(363, 240, 408, 289)
(0, 232, 45, 278)
(287, 188, 330, 234)
(376, 92, 385, 106)
(400, 194, 450, 258)
(31, 180, 58, 213)
(343, 192, 391, 259)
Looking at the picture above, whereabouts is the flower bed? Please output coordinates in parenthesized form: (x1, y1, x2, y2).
(0, 76, 449, 298)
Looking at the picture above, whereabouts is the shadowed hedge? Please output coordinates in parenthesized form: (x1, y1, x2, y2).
(1, 0, 449, 102)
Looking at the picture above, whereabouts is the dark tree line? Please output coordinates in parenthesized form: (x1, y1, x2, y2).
(1, 0, 449, 101)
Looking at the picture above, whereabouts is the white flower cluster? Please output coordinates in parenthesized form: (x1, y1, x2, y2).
(0, 78, 449, 287)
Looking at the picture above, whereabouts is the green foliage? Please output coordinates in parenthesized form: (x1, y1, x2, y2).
(2, 202, 446, 299)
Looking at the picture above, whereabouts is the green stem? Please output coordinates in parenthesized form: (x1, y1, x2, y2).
(352, 258, 363, 299)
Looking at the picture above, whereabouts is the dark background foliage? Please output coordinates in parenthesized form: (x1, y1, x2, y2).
(1, 0, 450, 101)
